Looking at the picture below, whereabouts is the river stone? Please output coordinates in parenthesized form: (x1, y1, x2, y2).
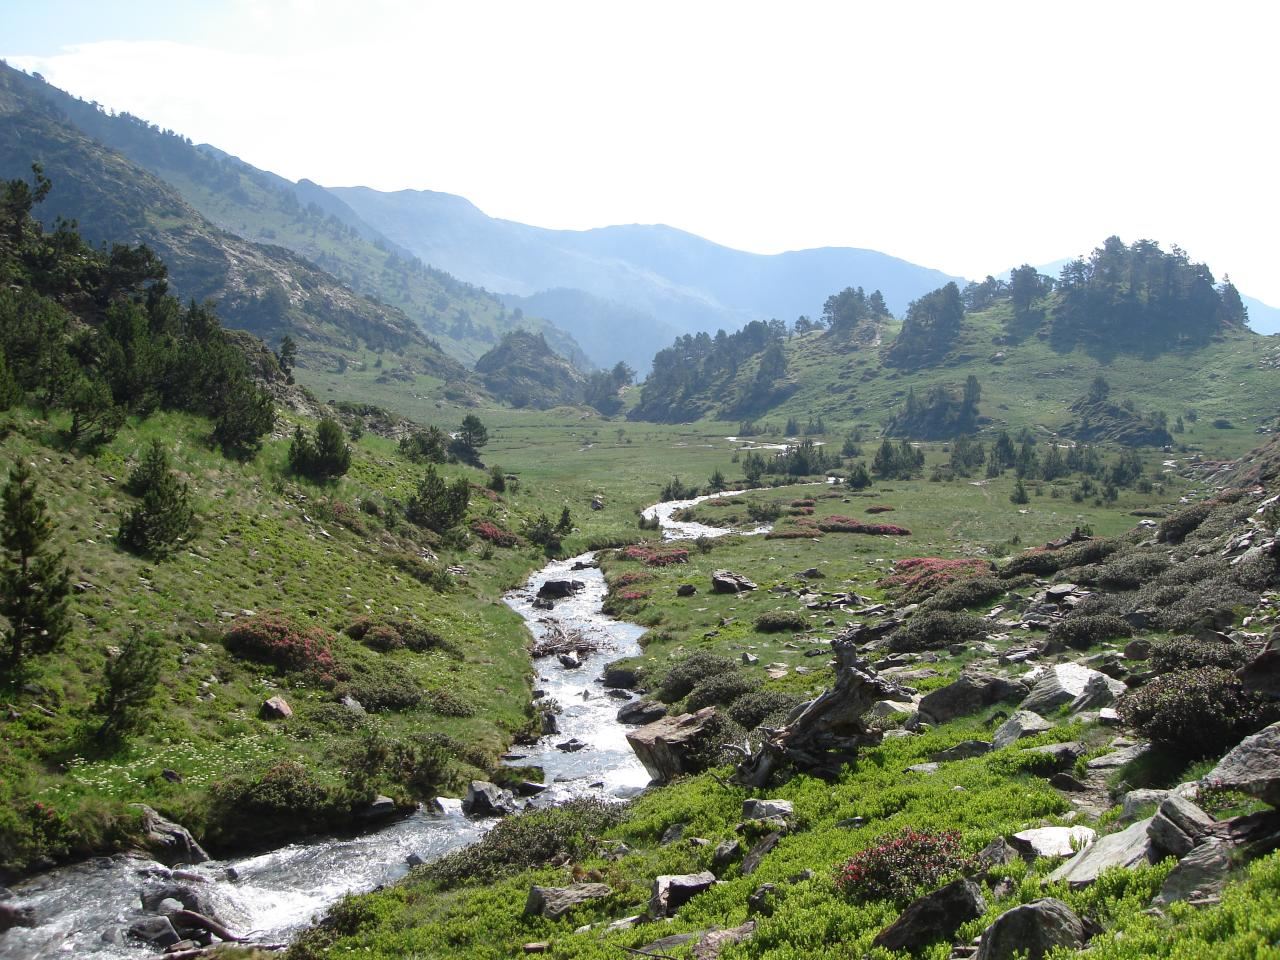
(524, 882, 612, 919)
(1202, 720, 1280, 806)
(742, 799, 793, 820)
(128, 804, 210, 865)
(617, 699, 667, 725)
(260, 695, 292, 719)
(602, 660, 640, 688)
(917, 673, 1026, 725)
(626, 707, 721, 784)
(537, 579, 585, 600)
(993, 710, 1052, 749)
(649, 871, 716, 918)
(1020, 663, 1126, 715)
(711, 570, 757, 593)
(140, 882, 222, 920)
(931, 740, 992, 762)
(1009, 825, 1096, 860)
(1153, 837, 1234, 906)
(127, 916, 182, 948)
(462, 780, 517, 817)
(974, 897, 1085, 960)
(0, 902, 36, 931)
(872, 878, 986, 953)
(558, 651, 580, 669)
(1047, 817, 1157, 887)
(1147, 796, 1216, 858)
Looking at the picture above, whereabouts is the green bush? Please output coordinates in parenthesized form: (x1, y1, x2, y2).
(1048, 614, 1133, 650)
(834, 828, 966, 905)
(754, 610, 809, 633)
(117, 441, 195, 559)
(658, 652, 739, 703)
(1148, 635, 1252, 675)
(1117, 668, 1280, 760)
(1001, 538, 1118, 578)
(727, 689, 805, 729)
(685, 671, 760, 712)
(223, 613, 342, 684)
(1158, 501, 1214, 543)
(1097, 552, 1171, 590)
(336, 659, 424, 712)
(207, 761, 354, 849)
(887, 610, 988, 652)
(920, 575, 1009, 612)
(425, 688, 476, 718)
(288, 418, 351, 482)
(345, 617, 456, 656)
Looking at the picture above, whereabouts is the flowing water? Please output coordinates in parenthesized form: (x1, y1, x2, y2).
(0, 496, 746, 959)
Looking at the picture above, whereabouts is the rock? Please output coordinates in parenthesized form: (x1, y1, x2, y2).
(626, 707, 721, 784)
(1153, 837, 1234, 906)
(523, 943, 549, 954)
(974, 898, 1085, 960)
(558, 651, 581, 669)
(692, 921, 756, 960)
(405, 853, 425, 867)
(1121, 789, 1170, 820)
(602, 661, 640, 688)
(649, 871, 716, 918)
(156, 897, 185, 914)
(537, 579, 585, 600)
(677, 584, 697, 597)
(524, 882, 612, 919)
(1202, 720, 1280, 806)
(1021, 741, 1085, 771)
(1068, 673, 1126, 712)
(617, 699, 667, 725)
(741, 832, 781, 875)
(873, 878, 987, 953)
(340, 695, 366, 714)
(711, 570, 757, 593)
(742, 799, 794, 820)
(637, 933, 699, 954)
(932, 740, 992, 762)
(872, 699, 916, 718)
(747, 883, 778, 917)
(128, 804, 210, 865)
(1009, 825, 1097, 860)
(127, 916, 181, 948)
(1050, 772, 1089, 792)
(1047, 817, 1157, 887)
(1087, 741, 1151, 770)
(917, 673, 1026, 725)
(260, 695, 292, 719)
(992, 710, 1052, 749)
(462, 780, 517, 817)
(540, 711, 559, 735)
(1123, 638, 1152, 660)
(514, 780, 548, 797)
(0, 902, 36, 931)
(741, 652, 759, 665)
(1020, 663, 1126, 716)
(659, 822, 687, 845)
(1147, 796, 1216, 858)
(139, 883, 221, 920)
(359, 795, 399, 820)
(711, 839, 741, 873)
(556, 738, 588, 752)
(974, 837, 1020, 872)
(907, 762, 940, 774)
(1238, 646, 1280, 699)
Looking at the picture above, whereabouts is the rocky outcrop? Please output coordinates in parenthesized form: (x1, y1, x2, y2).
(129, 804, 210, 865)
(992, 711, 1052, 749)
(1147, 796, 1216, 858)
(1047, 818, 1157, 887)
(617, 699, 668, 725)
(524, 882, 612, 919)
(711, 570, 757, 593)
(1153, 837, 1234, 906)
(627, 708, 722, 783)
(1202, 720, 1280, 806)
(974, 898, 1086, 960)
(872, 878, 986, 953)
(1020, 663, 1125, 715)
(917, 673, 1026, 725)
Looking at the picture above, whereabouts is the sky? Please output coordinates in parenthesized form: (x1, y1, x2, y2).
(5, 0, 1279, 304)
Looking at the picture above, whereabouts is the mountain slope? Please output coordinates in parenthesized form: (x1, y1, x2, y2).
(329, 185, 961, 358)
(0, 64, 586, 368)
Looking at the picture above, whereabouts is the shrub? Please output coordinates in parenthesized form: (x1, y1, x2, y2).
(817, 515, 911, 535)
(1000, 538, 1118, 578)
(207, 761, 352, 848)
(223, 613, 341, 683)
(888, 610, 988, 652)
(835, 828, 966, 904)
(921, 576, 1009, 613)
(94, 628, 164, 742)
(619, 543, 689, 567)
(878, 557, 992, 605)
(425, 688, 476, 718)
(117, 441, 195, 559)
(1048, 614, 1133, 650)
(405, 465, 470, 533)
(345, 617, 454, 655)
(1097, 552, 1171, 590)
(336, 659, 425, 712)
(469, 519, 518, 547)
(685, 672, 760, 712)
(1117, 668, 1280, 760)
(1158, 502, 1214, 543)
(754, 610, 809, 633)
(1148, 635, 1252, 675)
(288, 418, 351, 482)
(727, 690, 805, 729)
(864, 504, 895, 514)
(658, 652, 739, 703)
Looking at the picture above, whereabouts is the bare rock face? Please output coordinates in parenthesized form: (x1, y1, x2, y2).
(1047, 818, 1157, 887)
(128, 804, 210, 865)
(524, 882, 612, 919)
(992, 710, 1052, 749)
(974, 898, 1085, 960)
(1202, 720, 1280, 807)
(626, 708, 721, 784)
(872, 878, 986, 953)
(1020, 663, 1126, 715)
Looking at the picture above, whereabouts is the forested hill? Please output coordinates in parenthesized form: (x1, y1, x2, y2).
(0, 62, 587, 369)
(631, 241, 1271, 439)
(473, 330, 587, 409)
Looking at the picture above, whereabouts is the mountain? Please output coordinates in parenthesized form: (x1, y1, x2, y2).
(328, 185, 961, 367)
(0, 64, 587, 369)
(473, 330, 587, 409)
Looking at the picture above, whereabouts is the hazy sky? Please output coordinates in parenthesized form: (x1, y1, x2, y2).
(6, 1, 1279, 303)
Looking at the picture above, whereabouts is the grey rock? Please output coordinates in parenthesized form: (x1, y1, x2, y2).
(974, 897, 1085, 960)
(1050, 772, 1089, 792)
(871, 699, 916, 718)
(524, 882, 612, 919)
(340, 695, 365, 714)
(260, 695, 292, 719)
(711, 838, 742, 873)
(741, 832, 781, 875)
(128, 804, 210, 865)
(0, 902, 36, 931)
(1147, 796, 1216, 858)
(127, 916, 181, 948)
(359, 794, 399, 820)
(1123, 638, 1152, 660)
(1009, 825, 1097, 859)
(873, 878, 986, 953)
(907, 762, 940, 774)
(556, 738, 588, 752)
(626, 707, 721, 784)
(1020, 741, 1085, 771)
(742, 799, 793, 820)
(649, 871, 716, 918)
(1048, 817, 1157, 887)
(602, 661, 640, 688)
(747, 883, 779, 917)
(462, 780, 517, 817)
(993, 710, 1052, 749)
(691, 921, 756, 960)
(974, 837, 1020, 872)
(1068, 673, 1126, 712)
(637, 933, 700, 954)
(558, 651, 580, 669)
(1121, 788, 1171, 820)
(931, 740, 992, 762)
(537, 579, 585, 600)
(1202, 720, 1280, 807)
(1238, 647, 1280, 699)
(659, 822, 686, 845)
(617, 698, 667, 725)
(1153, 837, 1234, 906)
(917, 673, 1026, 725)
(1021, 663, 1125, 716)
(1087, 742, 1151, 770)
(711, 570, 757, 593)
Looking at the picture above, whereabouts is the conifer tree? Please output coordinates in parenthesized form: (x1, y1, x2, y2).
(96, 627, 164, 742)
(0, 463, 71, 673)
(118, 441, 196, 558)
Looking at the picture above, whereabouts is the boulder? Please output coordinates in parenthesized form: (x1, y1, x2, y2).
(462, 780, 517, 817)
(558, 651, 580, 669)
(711, 570, 757, 594)
(973, 837, 1020, 873)
(974, 898, 1085, 960)
(993, 710, 1052, 749)
(556, 737, 588, 752)
(872, 699, 916, 718)
(742, 799, 793, 820)
(917, 673, 1026, 725)
(677, 584, 697, 597)
(0, 902, 36, 931)
(649, 871, 716, 918)
(1020, 663, 1126, 715)
(127, 916, 181, 948)
(1009, 825, 1096, 860)
(260, 695, 292, 719)
(740, 832, 781, 875)
(1068, 672, 1126, 712)
(931, 740, 992, 762)
(711, 838, 742, 873)
(872, 878, 986, 953)
(1050, 772, 1089, 792)
(358, 795, 400, 820)
(1147, 796, 1216, 858)
(617, 699, 668, 725)
(692, 921, 756, 960)
(340, 695, 365, 714)
(1121, 788, 1171, 820)
(1047, 818, 1157, 887)
(626, 708, 721, 784)
(129, 804, 210, 865)
(1086, 741, 1151, 770)
(1153, 837, 1234, 906)
(602, 661, 640, 689)
(1202, 720, 1280, 806)
(524, 882, 612, 919)
(1238, 645, 1280, 699)
(537, 579, 585, 600)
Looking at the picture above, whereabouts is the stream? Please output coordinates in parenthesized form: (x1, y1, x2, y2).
(0, 495, 743, 960)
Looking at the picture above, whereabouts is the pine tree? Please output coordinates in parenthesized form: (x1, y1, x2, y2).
(118, 443, 196, 559)
(556, 506, 573, 534)
(1, 463, 71, 673)
(96, 627, 164, 742)
(0, 350, 21, 410)
(406, 465, 470, 532)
